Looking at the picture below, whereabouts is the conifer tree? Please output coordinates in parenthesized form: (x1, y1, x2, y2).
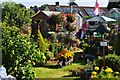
(37, 30, 46, 53)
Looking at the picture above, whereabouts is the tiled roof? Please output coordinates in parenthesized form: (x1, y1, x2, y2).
(31, 10, 60, 20)
(45, 5, 108, 17)
(107, 2, 120, 10)
(42, 11, 60, 16)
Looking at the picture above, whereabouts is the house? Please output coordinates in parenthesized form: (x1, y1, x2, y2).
(107, 0, 120, 20)
(107, 0, 120, 10)
(31, 2, 108, 38)
(31, 10, 60, 37)
(43, 2, 108, 29)
(44, 2, 108, 17)
(107, 8, 120, 20)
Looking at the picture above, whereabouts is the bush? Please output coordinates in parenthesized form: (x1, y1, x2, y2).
(2, 23, 35, 80)
(90, 66, 119, 79)
(47, 13, 64, 30)
(96, 54, 120, 72)
(37, 30, 47, 53)
(65, 23, 77, 32)
(66, 15, 76, 23)
(81, 41, 98, 56)
(113, 32, 120, 55)
(2, 2, 34, 27)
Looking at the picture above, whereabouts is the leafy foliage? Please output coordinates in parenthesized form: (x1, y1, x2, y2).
(2, 2, 34, 27)
(96, 54, 120, 72)
(37, 30, 47, 53)
(113, 32, 120, 55)
(66, 14, 76, 23)
(31, 30, 47, 66)
(2, 22, 35, 80)
(90, 66, 119, 79)
(80, 41, 98, 55)
(65, 23, 77, 32)
(47, 13, 64, 30)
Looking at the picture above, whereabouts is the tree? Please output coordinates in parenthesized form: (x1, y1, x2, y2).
(37, 30, 47, 53)
(47, 13, 64, 30)
(30, 5, 39, 13)
(2, 22, 35, 80)
(2, 2, 34, 27)
(40, 4, 48, 10)
(31, 30, 47, 66)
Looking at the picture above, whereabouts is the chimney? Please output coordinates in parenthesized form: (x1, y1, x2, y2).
(55, 2, 59, 6)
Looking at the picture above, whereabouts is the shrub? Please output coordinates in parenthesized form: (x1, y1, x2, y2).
(66, 14, 76, 23)
(91, 66, 119, 79)
(113, 32, 120, 55)
(96, 54, 120, 72)
(37, 30, 47, 53)
(47, 13, 64, 30)
(65, 23, 77, 32)
(2, 24, 35, 80)
(31, 30, 47, 66)
(81, 41, 98, 56)
(2, 2, 34, 27)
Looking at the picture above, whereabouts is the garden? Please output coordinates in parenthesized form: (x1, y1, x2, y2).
(0, 2, 120, 80)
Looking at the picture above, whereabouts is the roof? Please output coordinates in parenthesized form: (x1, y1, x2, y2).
(42, 11, 60, 16)
(86, 16, 116, 22)
(44, 5, 108, 17)
(31, 10, 60, 20)
(107, 1, 120, 10)
(109, 0, 120, 2)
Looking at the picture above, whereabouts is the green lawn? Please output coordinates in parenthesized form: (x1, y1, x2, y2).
(35, 63, 85, 79)
(35, 51, 85, 79)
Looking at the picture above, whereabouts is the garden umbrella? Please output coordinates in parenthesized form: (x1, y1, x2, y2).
(86, 16, 116, 22)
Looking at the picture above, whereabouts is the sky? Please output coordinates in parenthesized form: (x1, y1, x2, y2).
(0, 0, 109, 8)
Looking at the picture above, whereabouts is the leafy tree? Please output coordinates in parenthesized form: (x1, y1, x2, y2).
(2, 2, 34, 27)
(40, 4, 48, 10)
(30, 5, 39, 13)
(2, 22, 35, 80)
(47, 13, 64, 30)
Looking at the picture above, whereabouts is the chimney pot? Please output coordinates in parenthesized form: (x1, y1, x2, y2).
(56, 2, 59, 6)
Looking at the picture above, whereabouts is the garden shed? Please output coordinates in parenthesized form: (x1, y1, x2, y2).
(31, 11, 60, 37)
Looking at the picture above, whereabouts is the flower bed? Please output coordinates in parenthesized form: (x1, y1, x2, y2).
(70, 66, 120, 79)
(56, 48, 74, 67)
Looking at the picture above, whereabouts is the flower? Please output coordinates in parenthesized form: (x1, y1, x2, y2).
(91, 75, 97, 79)
(105, 67, 113, 73)
(94, 66, 99, 71)
(56, 48, 74, 60)
(92, 71, 97, 75)
(28, 60, 31, 63)
(115, 72, 119, 75)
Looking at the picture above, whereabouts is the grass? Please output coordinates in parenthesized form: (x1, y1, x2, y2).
(35, 51, 85, 79)
(35, 63, 85, 79)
